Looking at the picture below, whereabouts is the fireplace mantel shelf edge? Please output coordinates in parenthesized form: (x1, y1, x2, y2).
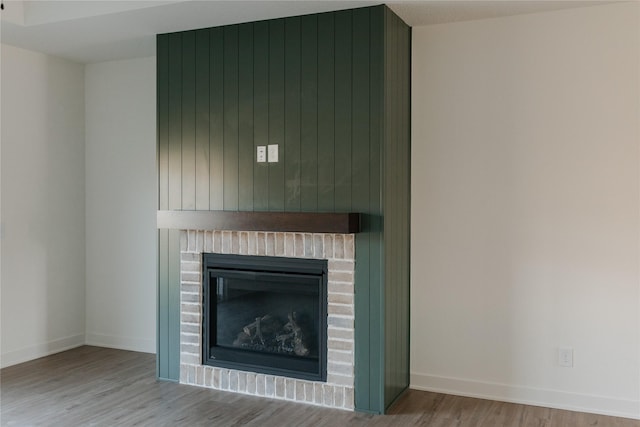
(157, 210, 361, 234)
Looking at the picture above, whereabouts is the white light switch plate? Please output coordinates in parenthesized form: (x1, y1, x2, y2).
(268, 144, 279, 163)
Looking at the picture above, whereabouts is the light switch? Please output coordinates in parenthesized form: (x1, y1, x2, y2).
(257, 146, 266, 163)
(268, 144, 279, 163)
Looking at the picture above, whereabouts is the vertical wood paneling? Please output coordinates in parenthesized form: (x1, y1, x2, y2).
(384, 9, 396, 407)
(382, 7, 411, 410)
(157, 34, 169, 380)
(334, 11, 353, 211)
(157, 229, 169, 378)
(195, 29, 210, 210)
(158, 34, 169, 212)
(351, 9, 370, 215)
(238, 24, 255, 211)
(402, 22, 411, 400)
(367, 6, 385, 412)
(168, 229, 181, 381)
(181, 31, 196, 210)
(210, 28, 224, 210)
(223, 26, 240, 211)
(316, 12, 335, 212)
(253, 21, 269, 211)
(396, 11, 403, 401)
(393, 9, 400, 404)
(352, 7, 374, 411)
(284, 17, 302, 211)
(300, 15, 318, 212)
(401, 17, 411, 402)
(156, 6, 410, 410)
(399, 11, 410, 404)
(168, 34, 182, 210)
(268, 19, 285, 211)
(159, 33, 183, 381)
(395, 12, 403, 400)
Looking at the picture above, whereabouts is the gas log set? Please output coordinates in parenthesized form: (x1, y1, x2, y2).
(233, 312, 310, 357)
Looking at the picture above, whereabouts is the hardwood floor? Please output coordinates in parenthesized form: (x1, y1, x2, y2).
(1, 346, 636, 426)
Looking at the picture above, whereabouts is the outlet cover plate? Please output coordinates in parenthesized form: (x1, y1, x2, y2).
(558, 347, 573, 367)
(268, 144, 278, 163)
(257, 146, 266, 163)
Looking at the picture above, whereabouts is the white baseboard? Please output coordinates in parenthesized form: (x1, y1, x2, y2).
(410, 372, 640, 420)
(85, 332, 155, 354)
(1, 334, 85, 368)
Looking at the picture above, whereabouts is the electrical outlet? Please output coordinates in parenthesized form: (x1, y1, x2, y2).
(257, 146, 266, 163)
(558, 347, 573, 367)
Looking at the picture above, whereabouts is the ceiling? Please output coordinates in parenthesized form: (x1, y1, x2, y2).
(0, 0, 613, 64)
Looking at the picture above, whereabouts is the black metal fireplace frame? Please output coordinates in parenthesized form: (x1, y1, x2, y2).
(202, 253, 328, 382)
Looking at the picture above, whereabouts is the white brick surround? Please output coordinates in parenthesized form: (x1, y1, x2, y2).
(179, 230, 355, 410)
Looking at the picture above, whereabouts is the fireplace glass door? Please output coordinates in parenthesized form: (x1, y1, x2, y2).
(202, 254, 327, 381)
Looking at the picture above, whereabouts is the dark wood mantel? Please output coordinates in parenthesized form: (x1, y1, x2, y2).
(157, 210, 360, 234)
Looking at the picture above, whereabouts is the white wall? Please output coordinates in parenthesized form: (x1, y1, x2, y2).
(411, 2, 640, 419)
(1, 44, 86, 367)
(85, 57, 156, 353)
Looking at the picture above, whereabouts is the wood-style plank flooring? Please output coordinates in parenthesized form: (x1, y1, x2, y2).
(1, 346, 636, 426)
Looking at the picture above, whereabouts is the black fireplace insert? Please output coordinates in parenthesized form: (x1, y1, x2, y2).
(202, 253, 327, 381)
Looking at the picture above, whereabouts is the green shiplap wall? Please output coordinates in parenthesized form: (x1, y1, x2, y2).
(157, 5, 410, 413)
(382, 7, 411, 409)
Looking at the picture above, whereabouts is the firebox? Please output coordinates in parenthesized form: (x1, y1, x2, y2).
(202, 253, 328, 382)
